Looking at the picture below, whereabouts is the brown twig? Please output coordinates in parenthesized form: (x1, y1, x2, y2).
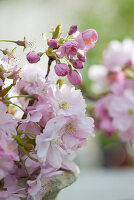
(45, 57, 53, 78)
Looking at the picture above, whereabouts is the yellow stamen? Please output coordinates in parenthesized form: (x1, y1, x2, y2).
(64, 122, 76, 135)
(128, 109, 134, 115)
(59, 102, 68, 110)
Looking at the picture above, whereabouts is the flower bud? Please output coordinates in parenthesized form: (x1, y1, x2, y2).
(48, 39, 58, 48)
(67, 70, 82, 86)
(82, 29, 98, 43)
(73, 60, 84, 69)
(52, 24, 62, 39)
(26, 51, 40, 64)
(55, 63, 69, 77)
(77, 51, 86, 62)
(68, 25, 78, 35)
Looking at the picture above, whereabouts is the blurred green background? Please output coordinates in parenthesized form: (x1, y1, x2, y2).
(79, 0, 134, 87)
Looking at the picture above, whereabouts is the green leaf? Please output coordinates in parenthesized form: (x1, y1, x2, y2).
(57, 79, 64, 88)
(0, 84, 14, 97)
(52, 24, 62, 39)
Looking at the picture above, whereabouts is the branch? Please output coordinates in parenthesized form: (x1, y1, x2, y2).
(45, 57, 53, 78)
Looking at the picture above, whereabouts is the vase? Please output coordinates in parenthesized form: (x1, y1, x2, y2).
(19, 166, 80, 200)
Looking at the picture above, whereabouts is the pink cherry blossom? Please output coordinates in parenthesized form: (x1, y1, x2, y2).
(16, 64, 44, 95)
(0, 134, 19, 180)
(74, 29, 98, 52)
(36, 129, 67, 168)
(26, 95, 53, 127)
(0, 102, 17, 136)
(57, 41, 78, 60)
(0, 56, 18, 79)
(108, 88, 134, 134)
(36, 115, 94, 168)
(103, 39, 134, 69)
(0, 24, 97, 200)
(0, 175, 26, 200)
(49, 84, 86, 116)
(95, 95, 116, 135)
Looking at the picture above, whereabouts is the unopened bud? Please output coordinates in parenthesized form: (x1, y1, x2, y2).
(67, 70, 82, 86)
(48, 39, 58, 48)
(26, 51, 41, 64)
(55, 63, 69, 77)
(77, 51, 86, 62)
(68, 25, 78, 35)
(73, 60, 84, 69)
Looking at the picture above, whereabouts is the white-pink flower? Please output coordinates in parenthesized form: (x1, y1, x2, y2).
(74, 29, 98, 52)
(0, 55, 17, 79)
(16, 64, 44, 95)
(49, 84, 86, 116)
(0, 134, 19, 180)
(0, 102, 17, 136)
(103, 38, 134, 69)
(108, 88, 134, 143)
(36, 115, 94, 168)
(95, 95, 116, 135)
(0, 174, 26, 200)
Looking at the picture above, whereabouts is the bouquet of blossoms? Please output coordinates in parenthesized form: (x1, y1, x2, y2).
(89, 39, 134, 142)
(0, 24, 97, 200)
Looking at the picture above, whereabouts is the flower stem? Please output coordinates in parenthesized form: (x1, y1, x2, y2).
(19, 145, 38, 162)
(20, 158, 30, 177)
(0, 40, 16, 43)
(17, 130, 36, 138)
(7, 94, 35, 100)
(8, 101, 26, 113)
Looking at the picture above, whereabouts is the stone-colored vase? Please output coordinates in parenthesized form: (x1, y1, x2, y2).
(20, 166, 79, 200)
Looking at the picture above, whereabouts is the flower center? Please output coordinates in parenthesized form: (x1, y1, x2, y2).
(128, 109, 134, 115)
(7, 144, 14, 150)
(59, 102, 68, 110)
(64, 122, 76, 135)
(85, 38, 92, 45)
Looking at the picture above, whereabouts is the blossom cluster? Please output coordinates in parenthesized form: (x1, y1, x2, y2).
(0, 24, 97, 200)
(91, 39, 134, 143)
(27, 24, 98, 85)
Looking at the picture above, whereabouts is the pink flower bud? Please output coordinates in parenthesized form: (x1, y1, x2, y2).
(68, 25, 78, 35)
(82, 29, 98, 44)
(48, 39, 58, 48)
(26, 51, 40, 64)
(77, 51, 86, 62)
(55, 63, 69, 77)
(67, 70, 82, 86)
(73, 60, 84, 69)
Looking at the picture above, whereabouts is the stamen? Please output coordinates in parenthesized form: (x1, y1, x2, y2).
(64, 122, 76, 135)
(128, 109, 134, 115)
(59, 102, 68, 110)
